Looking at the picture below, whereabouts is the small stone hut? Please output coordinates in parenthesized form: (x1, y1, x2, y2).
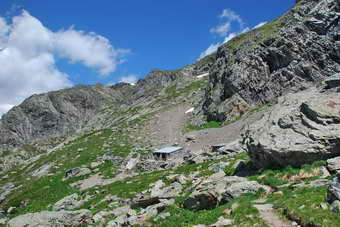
(153, 146, 184, 161)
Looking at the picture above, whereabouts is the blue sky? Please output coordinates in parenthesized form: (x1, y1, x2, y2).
(0, 0, 294, 114)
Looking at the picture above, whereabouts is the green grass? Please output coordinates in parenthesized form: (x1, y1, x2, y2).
(0, 128, 132, 216)
(249, 103, 269, 114)
(248, 161, 327, 188)
(153, 194, 268, 227)
(269, 186, 340, 227)
(186, 120, 222, 132)
(222, 13, 285, 53)
(165, 79, 208, 100)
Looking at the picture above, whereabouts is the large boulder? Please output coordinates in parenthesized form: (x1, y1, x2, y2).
(7, 209, 92, 227)
(243, 89, 340, 168)
(53, 193, 85, 211)
(64, 167, 91, 179)
(327, 157, 340, 174)
(324, 73, 340, 89)
(327, 177, 340, 204)
(183, 173, 270, 210)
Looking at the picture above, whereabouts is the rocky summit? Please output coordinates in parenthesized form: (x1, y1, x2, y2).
(1, 0, 340, 226)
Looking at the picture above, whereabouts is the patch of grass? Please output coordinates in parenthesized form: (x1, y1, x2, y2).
(165, 79, 208, 100)
(268, 186, 340, 227)
(248, 161, 327, 188)
(222, 14, 285, 53)
(153, 194, 267, 227)
(4, 176, 77, 217)
(186, 121, 222, 132)
(249, 103, 269, 114)
(0, 128, 132, 216)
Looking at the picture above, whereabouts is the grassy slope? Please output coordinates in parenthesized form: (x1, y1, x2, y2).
(1, 4, 339, 225)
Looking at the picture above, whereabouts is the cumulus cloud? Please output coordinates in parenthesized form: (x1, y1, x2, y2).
(210, 9, 244, 37)
(220, 9, 243, 24)
(0, 10, 128, 116)
(120, 74, 138, 85)
(54, 29, 129, 76)
(210, 23, 231, 37)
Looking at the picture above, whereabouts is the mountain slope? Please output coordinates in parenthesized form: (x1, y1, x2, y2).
(194, 0, 340, 124)
(2, 0, 340, 226)
(0, 83, 133, 148)
(0, 61, 211, 149)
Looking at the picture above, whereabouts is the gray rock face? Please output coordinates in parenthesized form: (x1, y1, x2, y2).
(7, 209, 92, 227)
(210, 217, 234, 227)
(0, 183, 17, 204)
(196, 0, 340, 124)
(243, 89, 340, 168)
(327, 157, 340, 174)
(0, 83, 133, 148)
(53, 193, 85, 211)
(64, 168, 91, 179)
(331, 200, 340, 213)
(324, 73, 340, 89)
(31, 163, 53, 178)
(0, 58, 210, 150)
(327, 177, 340, 204)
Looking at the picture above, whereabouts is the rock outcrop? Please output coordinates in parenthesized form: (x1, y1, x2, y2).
(195, 0, 340, 124)
(243, 88, 340, 168)
(0, 83, 133, 148)
(327, 157, 340, 174)
(327, 176, 340, 213)
(0, 57, 212, 149)
(183, 173, 270, 210)
(7, 209, 92, 227)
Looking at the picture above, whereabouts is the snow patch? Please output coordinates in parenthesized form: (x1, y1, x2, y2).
(197, 73, 209, 79)
(185, 107, 194, 114)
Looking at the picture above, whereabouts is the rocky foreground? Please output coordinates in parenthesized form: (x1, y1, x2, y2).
(1, 77, 340, 226)
(2, 0, 340, 226)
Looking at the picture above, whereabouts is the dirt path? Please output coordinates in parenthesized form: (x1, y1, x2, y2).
(146, 104, 267, 152)
(254, 203, 294, 227)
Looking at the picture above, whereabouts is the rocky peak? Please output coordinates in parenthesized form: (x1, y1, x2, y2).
(192, 0, 340, 125)
(0, 84, 116, 148)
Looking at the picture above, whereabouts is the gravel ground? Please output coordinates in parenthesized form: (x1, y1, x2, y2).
(145, 104, 269, 152)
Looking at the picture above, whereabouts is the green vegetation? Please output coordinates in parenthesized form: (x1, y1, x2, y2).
(269, 187, 340, 227)
(153, 194, 267, 227)
(186, 120, 222, 132)
(249, 103, 269, 114)
(222, 15, 285, 52)
(194, 53, 216, 66)
(0, 128, 132, 216)
(165, 79, 208, 100)
(248, 161, 327, 188)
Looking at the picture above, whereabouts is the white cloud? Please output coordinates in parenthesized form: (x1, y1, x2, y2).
(210, 23, 231, 37)
(211, 9, 244, 37)
(0, 104, 14, 116)
(220, 9, 244, 28)
(223, 33, 237, 43)
(200, 9, 268, 60)
(119, 74, 138, 85)
(54, 29, 129, 76)
(0, 10, 129, 116)
(199, 43, 221, 59)
(254, 21, 267, 29)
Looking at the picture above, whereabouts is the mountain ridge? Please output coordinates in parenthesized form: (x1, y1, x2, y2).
(1, 0, 340, 226)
